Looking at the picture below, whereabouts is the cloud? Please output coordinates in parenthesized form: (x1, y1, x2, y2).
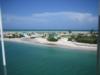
(3, 11, 98, 29)
(32, 12, 97, 23)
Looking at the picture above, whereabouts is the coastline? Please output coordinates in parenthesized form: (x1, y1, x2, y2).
(3, 38, 97, 51)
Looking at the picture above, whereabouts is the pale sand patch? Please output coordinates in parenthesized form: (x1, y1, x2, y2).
(3, 38, 97, 51)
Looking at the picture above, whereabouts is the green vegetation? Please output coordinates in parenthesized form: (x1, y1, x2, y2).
(75, 34, 97, 44)
(13, 33, 24, 38)
(4, 30, 97, 44)
(68, 34, 76, 41)
(47, 33, 60, 41)
(68, 33, 97, 44)
(42, 33, 46, 38)
(5, 33, 24, 38)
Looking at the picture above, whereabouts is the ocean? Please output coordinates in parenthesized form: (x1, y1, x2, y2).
(0, 41, 96, 75)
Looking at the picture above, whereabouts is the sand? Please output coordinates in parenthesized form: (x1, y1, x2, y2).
(3, 38, 97, 51)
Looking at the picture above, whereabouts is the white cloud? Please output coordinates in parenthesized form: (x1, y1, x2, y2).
(33, 12, 97, 23)
(3, 11, 98, 29)
(4, 11, 97, 23)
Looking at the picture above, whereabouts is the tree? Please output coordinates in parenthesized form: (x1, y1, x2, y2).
(47, 33, 60, 41)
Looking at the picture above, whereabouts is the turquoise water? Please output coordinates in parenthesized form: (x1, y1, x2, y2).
(0, 43, 4, 75)
(0, 41, 96, 75)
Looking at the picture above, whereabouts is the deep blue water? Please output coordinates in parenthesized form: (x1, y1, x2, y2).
(0, 41, 96, 75)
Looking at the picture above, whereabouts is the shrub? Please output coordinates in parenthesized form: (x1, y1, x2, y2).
(68, 34, 76, 41)
(75, 34, 97, 44)
(47, 33, 60, 42)
(68, 38, 72, 41)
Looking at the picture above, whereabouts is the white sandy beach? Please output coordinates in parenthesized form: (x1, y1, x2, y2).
(3, 38, 97, 51)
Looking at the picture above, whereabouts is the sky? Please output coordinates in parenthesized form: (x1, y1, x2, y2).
(0, 3, 1, 30)
(0, 0, 99, 30)
(0, 9, 1, 30)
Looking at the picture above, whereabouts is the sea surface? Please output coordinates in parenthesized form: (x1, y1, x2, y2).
(3, 29, 98, 33)
(0, 42, 4, 75)
(0, 41, 96, 75)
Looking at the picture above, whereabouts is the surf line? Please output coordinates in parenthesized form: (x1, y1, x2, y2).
(0, 8, 7, 75)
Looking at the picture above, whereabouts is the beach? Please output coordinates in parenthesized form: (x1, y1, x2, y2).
(4, 38, 97, 51)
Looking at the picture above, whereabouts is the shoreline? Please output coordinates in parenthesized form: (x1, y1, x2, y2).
(3, 38, 97, 51)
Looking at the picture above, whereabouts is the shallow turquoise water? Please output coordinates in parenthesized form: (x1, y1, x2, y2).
(0, 41, 96, 75)
(0, 43, 4, 75)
